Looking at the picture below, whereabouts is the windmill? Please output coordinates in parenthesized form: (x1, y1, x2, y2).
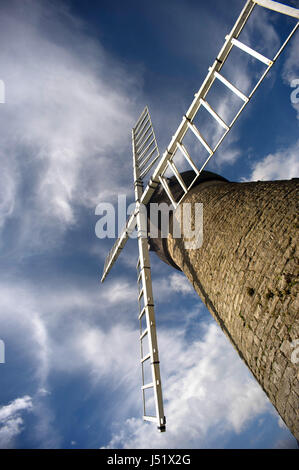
(100, 0, 299, 433)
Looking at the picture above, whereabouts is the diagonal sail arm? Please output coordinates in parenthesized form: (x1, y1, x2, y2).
(101, 106, 161, 283)
(101, 211, 137, 283)
(253, 0, 299, 18)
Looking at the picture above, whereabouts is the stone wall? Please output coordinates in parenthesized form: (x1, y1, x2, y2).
(166, 178, 299, 440)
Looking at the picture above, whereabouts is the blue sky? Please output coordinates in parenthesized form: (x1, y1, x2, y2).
(0, 0, 298, 449)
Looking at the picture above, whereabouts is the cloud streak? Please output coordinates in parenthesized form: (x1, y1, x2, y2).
(0, 0, 141, 252)
(0, 396, 33, 448)
(103, 322, 271, 449)
(0, 272, 280, 449)
(247, 139, 299, 181)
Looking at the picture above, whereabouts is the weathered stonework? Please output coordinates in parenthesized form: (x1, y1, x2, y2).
(165, 178, 299, 440)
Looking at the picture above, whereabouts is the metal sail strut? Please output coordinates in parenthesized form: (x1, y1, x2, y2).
(133, 108, 166, 431)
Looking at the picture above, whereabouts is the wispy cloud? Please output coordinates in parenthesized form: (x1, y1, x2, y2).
(246, 139, 299, 181)
(0, 277, 140, 444)
(0, 396, 33, 448)
(169, 272, 194, 294)
(0, 275, 277, 449)
(103, 322, 271, 449)
(0, 0, 142, 252)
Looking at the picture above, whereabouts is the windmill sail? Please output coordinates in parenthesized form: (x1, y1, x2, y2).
(138, 0, 299, 209)
(132, 110, 166, 431)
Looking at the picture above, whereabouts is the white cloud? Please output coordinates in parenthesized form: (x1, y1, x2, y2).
(0, 277, 141, 439)
(240, 5, 280, 59)
(248, 140, 299, 181)
(244, 28, 299, 184)
(282, 28, 299, 83)
(0, 161, 17, 228)
(169, 272, 194, 294)
(75, 325, 139, 386)
(0, 276, 138, 377)
(37, 388, 51, 397)
(0, 396, 33, 448)
(0, 270, 289, 449)
(103, 323, 271, 449)
(0, 0, 142, 250)
(0, 396, 33, 422)
(100, 281, 138, 306)
(0, 283, 50, 387)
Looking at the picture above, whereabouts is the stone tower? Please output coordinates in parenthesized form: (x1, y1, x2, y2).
(148, 171, 299, 440)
